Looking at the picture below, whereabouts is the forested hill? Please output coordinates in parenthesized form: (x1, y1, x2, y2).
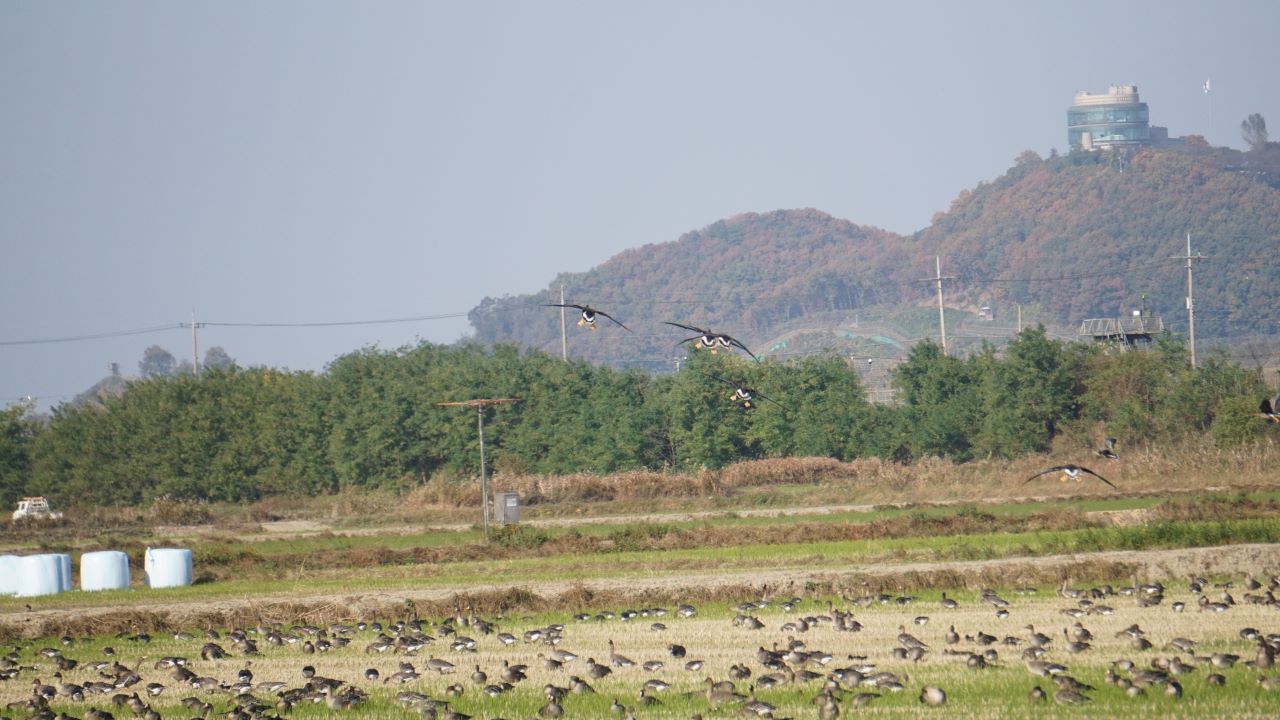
(467, 211, 906, 369)
(917, 149, 1280, 342)
(469, 147, 1280, 367)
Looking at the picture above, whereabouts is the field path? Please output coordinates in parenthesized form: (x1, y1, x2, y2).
(218, 486, 1225, 540)
(3, 542, 1274, 639)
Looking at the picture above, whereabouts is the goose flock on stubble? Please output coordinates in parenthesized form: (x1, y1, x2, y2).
(3, 573, 1280, 719)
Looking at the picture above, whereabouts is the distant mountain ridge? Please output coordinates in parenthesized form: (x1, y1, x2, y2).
(469, 147, 1280, 369)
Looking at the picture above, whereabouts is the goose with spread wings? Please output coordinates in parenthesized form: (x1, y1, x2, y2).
(1260, 395, 1280, 423)
(1095, 437, 1119, 460)
(664, 322, 758, 360)
(710, 374, 781, 409)
(543, 304, 631, 332)
(1025, 464, 1116, 490)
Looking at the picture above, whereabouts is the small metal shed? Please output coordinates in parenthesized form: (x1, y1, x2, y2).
(493, 492, 519, 526)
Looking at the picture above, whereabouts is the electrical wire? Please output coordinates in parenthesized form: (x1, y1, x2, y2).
(0, 323, 182, 347)
(0, 313, 472, 346)
(200, 312, 469, 328)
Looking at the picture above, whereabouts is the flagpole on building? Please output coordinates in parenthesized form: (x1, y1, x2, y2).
(1203, 79, 1213, 142)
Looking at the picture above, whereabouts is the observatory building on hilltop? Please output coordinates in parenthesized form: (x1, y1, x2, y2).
(1067, 84, 1154, 151)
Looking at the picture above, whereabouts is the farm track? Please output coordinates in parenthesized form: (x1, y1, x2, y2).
(3, 542, 1275, 640)
(156, 486, 1229, 542)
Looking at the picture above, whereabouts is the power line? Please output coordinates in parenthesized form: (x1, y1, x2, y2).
(199, 311, 469, 328)
(2, 311, 472, 347)
(0, 323, 182, 347)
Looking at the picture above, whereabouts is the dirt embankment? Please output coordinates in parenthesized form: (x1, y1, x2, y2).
(3, 542, 1274, 641)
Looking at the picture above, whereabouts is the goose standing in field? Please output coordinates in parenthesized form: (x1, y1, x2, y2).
(607, 639, 635, 668)
(426, 656, 455, 674)
(1053, 687, 1090, 704)
(543, 304, 632, 333)
(1062, 628, 1091, 653)
(815, 689, 841, 719)
(1024, 464, 1116, 490)
(585, 658, 612, 680)
(569, 675, 595, 694)
(919, 685, 947, 706)
(897, 625, 928, 650)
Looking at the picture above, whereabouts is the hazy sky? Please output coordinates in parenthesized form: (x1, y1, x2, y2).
(3, 1, 1278, 410)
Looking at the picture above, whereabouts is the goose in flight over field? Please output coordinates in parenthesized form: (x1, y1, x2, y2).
(664, 322, 758, 360)
(1260, 395, 1280, 423)
(709, 374, 781, 409)
(1095, 437, 1119, 460)
(1025, 464, 1116, 490)
(544, 304, 631, 332)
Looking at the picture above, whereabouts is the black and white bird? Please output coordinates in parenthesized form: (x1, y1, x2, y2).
(1025, 464, 1116, 490)
(664, 322, 758, 360)
(709, 374, 781, 409)
(1259, 395, 1280, 423)
(1095, 437, 1119, 460)
(544, 304, 631, 332)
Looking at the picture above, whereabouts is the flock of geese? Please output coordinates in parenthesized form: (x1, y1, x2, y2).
(545, 303, 759, 361)
(3, 571, 1280, 719)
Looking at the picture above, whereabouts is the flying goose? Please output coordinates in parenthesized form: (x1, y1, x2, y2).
(1095, 437, 1119, 460)
(1260, 395, 1280, 423)
(709, 374, 781, 409)
(544, 304, 631, 332)
(1024, 464, 1116, 490)
(664, 322, 758, 360)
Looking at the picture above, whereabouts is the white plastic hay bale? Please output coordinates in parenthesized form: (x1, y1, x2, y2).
(56, 553, 72, 592)
(144, 547, 192, 589)
(0, 555, 17, 595)
(15, 554, 63, 597)
(80, 550, 131, 591)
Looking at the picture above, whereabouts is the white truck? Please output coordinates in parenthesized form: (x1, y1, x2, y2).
(12, 496, 63, 521)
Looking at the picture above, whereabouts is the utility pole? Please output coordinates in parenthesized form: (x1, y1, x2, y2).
(190, 308, 200, 377)
(1171, 233, 1205, 368)
(1016, 304, 1022, 334)
(559, 285, 568, 361)
(928, 256, 955, 354)
(437, 398, 519, 540)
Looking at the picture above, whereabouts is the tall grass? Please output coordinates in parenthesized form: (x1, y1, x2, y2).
(403, 438, 1280, 514)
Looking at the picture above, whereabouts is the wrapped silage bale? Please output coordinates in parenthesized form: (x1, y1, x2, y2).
(16, 554, 63, 597)
(56, 553, 72, 592)
(144, 547, 192, 589)
(0, 555, 18, 595)
(80, 550, 130, 591)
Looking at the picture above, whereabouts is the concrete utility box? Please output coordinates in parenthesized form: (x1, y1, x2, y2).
(493, 492, 519, 526)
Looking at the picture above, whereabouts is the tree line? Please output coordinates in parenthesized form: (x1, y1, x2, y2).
(0, 328, 1271, 509)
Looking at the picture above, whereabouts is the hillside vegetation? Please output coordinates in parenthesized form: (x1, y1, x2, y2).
(470, 148, 1280, 369)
